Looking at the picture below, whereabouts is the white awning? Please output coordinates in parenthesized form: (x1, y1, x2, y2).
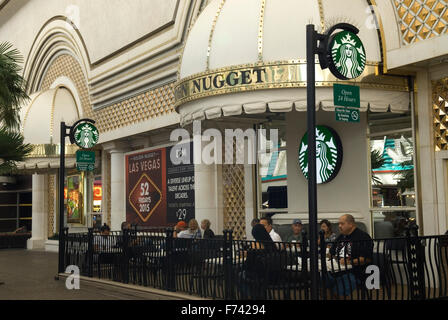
(178, 87, 410, 126)
(15, 157, 97, 171)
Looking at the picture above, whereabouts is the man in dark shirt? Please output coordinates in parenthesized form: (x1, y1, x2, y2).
(327, 214, 373, 298)
(330, 215, 373, 268)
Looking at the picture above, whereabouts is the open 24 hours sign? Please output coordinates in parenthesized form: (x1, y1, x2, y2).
(125, 142, 194, 227)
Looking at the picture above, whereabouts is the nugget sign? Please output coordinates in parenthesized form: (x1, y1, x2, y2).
(125, 143, 195, 227)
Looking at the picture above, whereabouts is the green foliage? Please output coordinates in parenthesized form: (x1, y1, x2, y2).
(396, 159, 414, 192)
(371, 149, 385, 185)
(0, 42, 29, 130)
(0, 42, 31, 174)
(0, 127, 33, 174)
(394, 143, 415, 192)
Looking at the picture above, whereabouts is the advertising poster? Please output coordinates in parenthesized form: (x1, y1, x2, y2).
(166, 143, 195, 224)
(125, 142, 194, 227)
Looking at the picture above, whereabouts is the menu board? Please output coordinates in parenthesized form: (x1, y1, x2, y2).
(125, 142, 194, 227)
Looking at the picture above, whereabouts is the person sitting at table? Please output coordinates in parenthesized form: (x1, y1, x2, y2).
(285, 219, 303, 243)
(239, 224, 275, 299)
(251, 223, 275, 250)
(260, 217, 282, 242)
(318, 219, 337, 247)
(326, 214, 373, 299)
(251, 218, 260, 228)
(201, 219, 215, 239)
(93, 223, 114, 253)
(121, 221, 131, 231)
(173, 220, 188, 238)
(177, 219, 202, 239)
(100, 223, 110, 235)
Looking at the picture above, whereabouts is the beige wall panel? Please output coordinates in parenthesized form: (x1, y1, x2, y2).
(0, 0, 178, 65)
(286, 110, 370, 228)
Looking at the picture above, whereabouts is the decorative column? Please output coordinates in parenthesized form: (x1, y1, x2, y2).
(103, 142, 130, 231)
(27, 174, 48, 250)
(101, 150, 111, 227)
(416, 71, 439, 235)
(194, 133, 224, 235)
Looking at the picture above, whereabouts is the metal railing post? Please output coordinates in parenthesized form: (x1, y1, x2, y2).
(319, 230, 327, 300)
(406, 224, 425, 300)
(122, 229, 130, 284)
(223, 229, 233, 300)
(87, 228, 94, 278)
(165, 228, 175, 292)
(301, 230, 310, 299)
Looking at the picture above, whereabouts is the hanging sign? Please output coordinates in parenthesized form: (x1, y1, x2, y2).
(334, 83, 361, 123)
(328, 31, 366, 80)
(335, 107, 360, 123)
(76, 150, 96, 171)
(333, 83, 360, 108)
(72, 122, 99, 149)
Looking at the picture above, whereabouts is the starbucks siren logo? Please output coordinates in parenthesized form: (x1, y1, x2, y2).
(298, 126, 343, 184)
(329, 31, 366, 80)
(74, 123, 99, 149)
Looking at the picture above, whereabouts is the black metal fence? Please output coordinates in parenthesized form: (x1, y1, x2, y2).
(63, 227, 448, 300)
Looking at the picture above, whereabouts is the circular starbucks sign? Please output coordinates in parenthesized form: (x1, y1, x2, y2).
(298, 126, 343, 184)
(73, 122, 99, 149)
(328, 31, 366, 80)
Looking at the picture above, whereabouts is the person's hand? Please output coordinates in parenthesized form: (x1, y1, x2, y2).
(339, 257, 351, 266)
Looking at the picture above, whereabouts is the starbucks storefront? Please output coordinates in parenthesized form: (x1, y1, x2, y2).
(174, 0, 416, 239)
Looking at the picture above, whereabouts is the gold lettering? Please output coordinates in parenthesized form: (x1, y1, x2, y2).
(213, 74, 225, 89)
(193, 79, 201, 94)
(226, 72, 240, 86)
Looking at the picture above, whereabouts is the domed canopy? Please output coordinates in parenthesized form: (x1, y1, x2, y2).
(15, 86, 83, 171)
(176, 0, 409, 125)
(20, 86, 80, 145)
(180, 0, 382, 79)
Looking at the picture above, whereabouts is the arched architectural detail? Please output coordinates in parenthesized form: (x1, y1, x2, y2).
(39, 54, 93, 120)
(23, 16, 91, 95)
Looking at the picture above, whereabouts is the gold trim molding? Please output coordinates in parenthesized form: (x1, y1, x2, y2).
(175, 60, 409, 108)
(207, 0, 226, 71)
(27, 144, 79, 158)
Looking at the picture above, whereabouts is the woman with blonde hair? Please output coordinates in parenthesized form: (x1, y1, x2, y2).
(178, 218, 202, 239)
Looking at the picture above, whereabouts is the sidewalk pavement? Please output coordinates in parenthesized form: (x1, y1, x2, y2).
(0, 249, 189, 300)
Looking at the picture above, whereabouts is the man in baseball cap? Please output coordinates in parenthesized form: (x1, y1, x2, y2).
(285, 219, 303, 243)
(174, 220, 188, 238)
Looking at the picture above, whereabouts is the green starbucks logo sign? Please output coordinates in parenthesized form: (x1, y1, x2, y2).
(299, 126, 343, 184)
(329, 31, 366, 80)
(73, 123, 99, 149)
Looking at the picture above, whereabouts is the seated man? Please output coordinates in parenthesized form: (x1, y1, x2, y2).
(285, 219, 303, 243)
(173, 221, 188, 238)
(326, 214, 373, 298)
(260, 217, 282, 242)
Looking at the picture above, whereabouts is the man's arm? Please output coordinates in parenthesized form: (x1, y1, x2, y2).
(351, 257, 370, 265)
(350, 236, 374, 266)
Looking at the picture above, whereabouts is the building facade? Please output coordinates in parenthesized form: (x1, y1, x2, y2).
(0, 0, 447, 249)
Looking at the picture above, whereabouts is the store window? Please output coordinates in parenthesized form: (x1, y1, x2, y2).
(92, 176, 102, 228)
(65, 175, 83, 224)
(257, 120, 287, 213)
(368, 111, 416, 238)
